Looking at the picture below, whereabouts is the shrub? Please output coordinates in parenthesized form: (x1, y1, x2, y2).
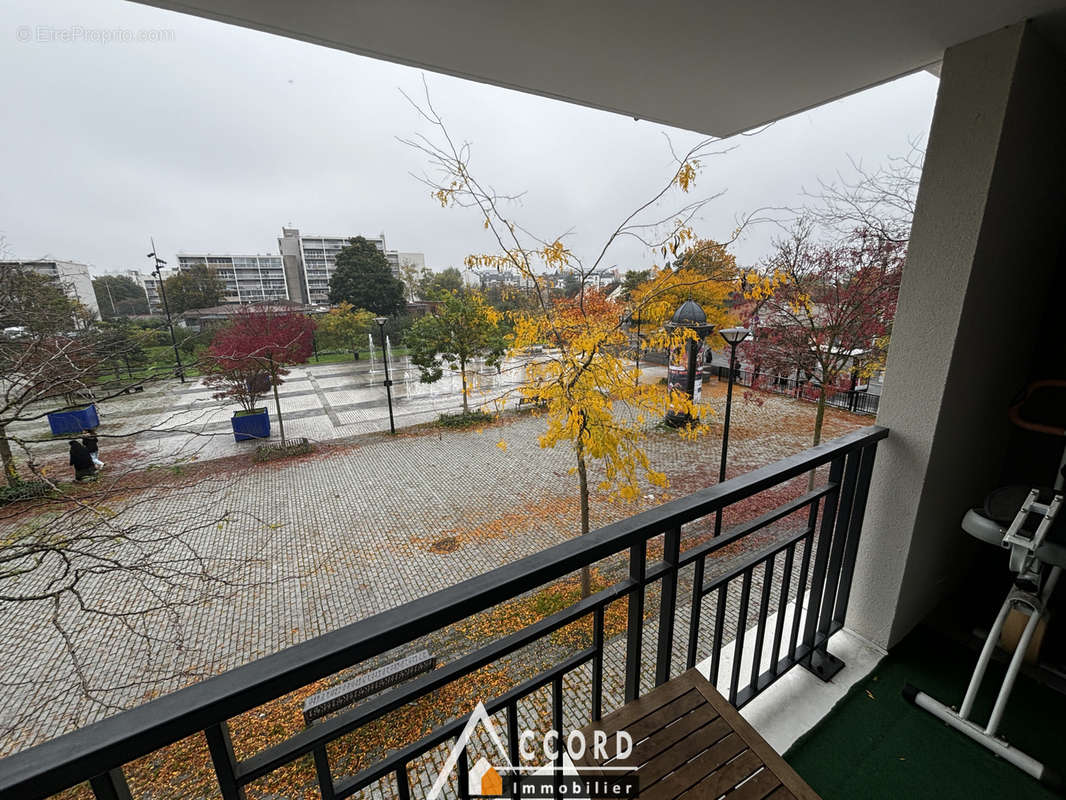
(437, 410, 494, 428)
(0, 480, 51, 506)
(254, 438, 313, 463)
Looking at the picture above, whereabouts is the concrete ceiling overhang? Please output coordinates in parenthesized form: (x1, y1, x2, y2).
(132, 1, 1066, 136)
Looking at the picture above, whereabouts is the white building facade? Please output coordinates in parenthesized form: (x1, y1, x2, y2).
(1, 260, 100, 318)
(176, 253, 289, 304)
(278, 227, 424, 305)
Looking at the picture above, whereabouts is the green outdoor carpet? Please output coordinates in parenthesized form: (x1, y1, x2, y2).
(785, 625, 1065, 800)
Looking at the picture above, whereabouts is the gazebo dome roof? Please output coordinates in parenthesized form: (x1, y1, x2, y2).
(671, 299, 707, 326)
(666, 299, 715, 338)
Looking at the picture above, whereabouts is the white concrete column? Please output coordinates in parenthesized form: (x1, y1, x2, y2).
(849, 22, 1066, 648)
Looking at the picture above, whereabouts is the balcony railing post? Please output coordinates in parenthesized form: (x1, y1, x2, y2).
(815, 450, 861, 639)
(312, 746, 337, 800)
(553, 674, 565, 787)
(709, 583, 728, 685)
(655, 526, 682, 685)
(457, 741, 470, 800)
(89, 769, 133, 800)
(624, 541, 647, 702)
(728, 570, 754, 705)
(801, 455, 845, 681)
(507, 702, 520, 799)
(770, 543, 795, 677)
(395, 766, 411, 800)
(832, 443, 879, 627)
(685, 557, 705, 670)
(204, 723, 247, 800)
(804, 448, 863, 684)
(748, 556, 776, 694)
(591, 606, 605, 721)
(793, 520, 814, 665)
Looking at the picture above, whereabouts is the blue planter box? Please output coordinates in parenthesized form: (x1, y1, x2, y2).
(48, 404, 100, 436)
(231, 408, 270, 442)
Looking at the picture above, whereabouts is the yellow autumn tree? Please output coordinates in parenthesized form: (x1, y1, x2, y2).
(402, 86, 749, 596)
(316, 302, 375, 360)
(629, 264, 737, 337)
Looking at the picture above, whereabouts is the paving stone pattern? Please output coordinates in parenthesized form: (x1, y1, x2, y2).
(0, 360, 868, 795)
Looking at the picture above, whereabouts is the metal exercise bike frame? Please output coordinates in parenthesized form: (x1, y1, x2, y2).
(905, 380, 1066, 790)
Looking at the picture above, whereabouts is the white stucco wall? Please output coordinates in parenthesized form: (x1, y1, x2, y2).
(849, 23, 1066, 647)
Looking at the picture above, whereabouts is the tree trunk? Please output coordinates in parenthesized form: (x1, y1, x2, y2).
(460, 357, 469, 414)
(808, 386, 828, 490)
(272, 376, 286, 446)
(0, 426, 18, 487)
(812, 385, 827, 447)
(577, 441, 591, 599)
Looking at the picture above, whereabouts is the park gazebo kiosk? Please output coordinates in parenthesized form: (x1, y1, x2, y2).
(664, 298, 715, 427)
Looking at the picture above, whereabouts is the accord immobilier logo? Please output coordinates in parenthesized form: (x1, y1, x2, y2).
(427, 701, 639, 799)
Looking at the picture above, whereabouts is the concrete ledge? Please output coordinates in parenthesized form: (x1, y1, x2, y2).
(696, 602, 887, 753)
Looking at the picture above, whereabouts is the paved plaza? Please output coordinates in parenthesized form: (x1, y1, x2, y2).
(0, 359, 872, 782)
(12, 356, 534, 473)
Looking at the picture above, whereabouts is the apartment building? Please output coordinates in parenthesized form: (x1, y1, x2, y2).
(278, 227, 425, 305)
(175, 253, 289, 304)
(1, 259, 100, 318)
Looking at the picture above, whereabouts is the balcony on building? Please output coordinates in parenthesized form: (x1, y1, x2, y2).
(3, 2, 1066, 799)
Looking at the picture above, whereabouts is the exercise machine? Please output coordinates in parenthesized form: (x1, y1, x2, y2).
(904, 380, 1066, 789)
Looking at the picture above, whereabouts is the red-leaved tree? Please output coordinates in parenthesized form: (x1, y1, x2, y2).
(741, 222, 904, 447)
(202, 307, 315, 445)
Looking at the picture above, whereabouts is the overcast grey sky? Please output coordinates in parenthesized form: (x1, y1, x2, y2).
(0, 0, 939, 277)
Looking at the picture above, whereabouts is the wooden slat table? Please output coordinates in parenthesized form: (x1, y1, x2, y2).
(574, 669, 820, 799)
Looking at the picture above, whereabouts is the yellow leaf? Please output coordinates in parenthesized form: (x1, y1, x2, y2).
(496, 440, 507, 451)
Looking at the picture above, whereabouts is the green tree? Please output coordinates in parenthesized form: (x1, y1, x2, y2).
(620, 269, 651, 299)
(328, 237, 406, 315)
(97, 319, 150, 378)
(562, 271, 582, 298)
(406, 291, 508, 413)
(316, 302, 374, 359)
(0, 268, 83, 335)
(92, 275, 149, 318)
(420, 267, 465, 300)
(163, 264, 225, 314)
(482, 284, 538, 326)
(672, 239, 738, 280)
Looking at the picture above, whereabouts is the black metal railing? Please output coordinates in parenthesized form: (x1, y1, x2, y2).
(0, 426, 888, 800)
(714, 367, 881, 416)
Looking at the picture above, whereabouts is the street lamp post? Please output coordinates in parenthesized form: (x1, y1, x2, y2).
(664, 299, 715, 428)
(146, 238, 184, 384)
(715, 326, 751, 535)
(374, 316, 396, 434)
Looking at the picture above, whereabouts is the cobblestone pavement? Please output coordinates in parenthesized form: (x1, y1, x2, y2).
(0, 367, 871, 777)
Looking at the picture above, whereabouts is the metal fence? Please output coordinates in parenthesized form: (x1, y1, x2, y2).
(714, 368, 881, 416)
(0, 426, 888, 800)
